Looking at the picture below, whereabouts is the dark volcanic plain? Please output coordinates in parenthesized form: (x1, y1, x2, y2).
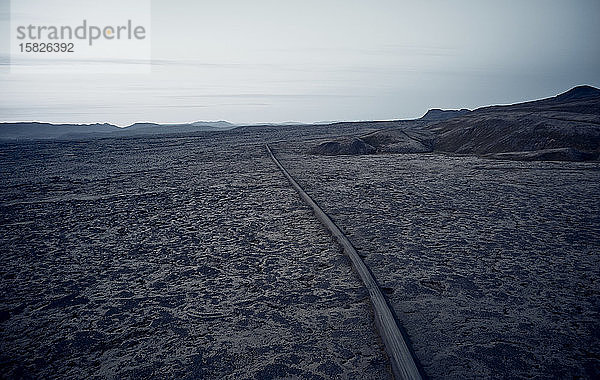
(276, 140, 600, 379)
(0, 131, 391, 379)
(1, 88, 600, 379)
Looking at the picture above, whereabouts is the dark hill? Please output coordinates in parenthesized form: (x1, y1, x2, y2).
(428, 85, 600, 161)
(420, 108, 471, 121)
(309, 137, 376, 156)
(475, 85, 600, 115)
(308, 85, 600, 161)
(554, 85, 600, 102)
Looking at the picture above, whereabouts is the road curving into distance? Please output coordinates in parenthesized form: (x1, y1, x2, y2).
(266, 144, 424, 380)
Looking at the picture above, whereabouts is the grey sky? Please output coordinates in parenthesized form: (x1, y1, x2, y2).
(1, 0, 599, 125)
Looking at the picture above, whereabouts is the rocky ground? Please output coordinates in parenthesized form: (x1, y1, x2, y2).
(1, 122, 599, 379)
(0, 133, 391, 379)
(276, 140, 600, 379)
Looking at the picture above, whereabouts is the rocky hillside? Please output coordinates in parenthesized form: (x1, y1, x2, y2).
(429, 85, 600, 160)
(309, 85, 600, 161)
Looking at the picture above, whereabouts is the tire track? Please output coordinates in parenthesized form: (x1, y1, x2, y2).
(266, 144, 423, 380)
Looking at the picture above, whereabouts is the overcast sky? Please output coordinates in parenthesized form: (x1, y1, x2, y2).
(1, 0, 599, 125)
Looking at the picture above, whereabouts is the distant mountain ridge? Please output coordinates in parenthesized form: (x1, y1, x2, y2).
(309, 85, 600, 161)
(3, 86, 600, 162)
(428, 85, 600, 157)
(420, 108, 471, 121)
(0, 121, 236, 140)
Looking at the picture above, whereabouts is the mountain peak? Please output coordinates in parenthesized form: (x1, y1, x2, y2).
(554, 85, 600, 102)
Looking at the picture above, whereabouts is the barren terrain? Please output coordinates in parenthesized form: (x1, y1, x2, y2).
(0, 132, 390, 379)
(1, 122, 599, 379)
(276, 139, 600, 378)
